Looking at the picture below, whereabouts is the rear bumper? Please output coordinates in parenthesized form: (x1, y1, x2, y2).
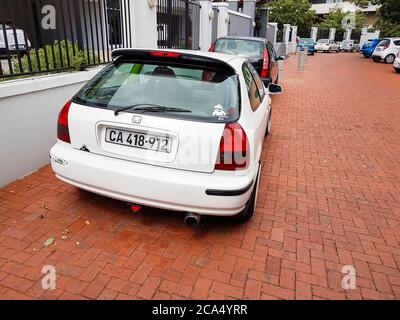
(50, 142, 258, 216)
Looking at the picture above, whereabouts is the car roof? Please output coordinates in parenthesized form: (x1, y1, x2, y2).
(111, 48, 247, 73)
(216, 36, 267, 43)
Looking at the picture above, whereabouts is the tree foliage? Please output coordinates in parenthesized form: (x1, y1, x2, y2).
(268, 0, 317, 29)
(319, 8, 367, 31)
(349, 0, 400, 36)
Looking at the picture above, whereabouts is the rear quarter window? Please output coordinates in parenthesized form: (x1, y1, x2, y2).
(379, 40, 390, 46)
(242, 63, 261, 112)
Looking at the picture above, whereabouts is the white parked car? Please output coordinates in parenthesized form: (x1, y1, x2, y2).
(394, 51, 400, 74)
(372, 38, 400, 64)
(340, 40, 360, 52)
(0, 24, 31, 56)
(50, 49, 282, 226)
(315, 39, 339, 53)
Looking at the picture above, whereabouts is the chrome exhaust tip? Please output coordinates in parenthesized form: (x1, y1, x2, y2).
(184, 212, 201, 228)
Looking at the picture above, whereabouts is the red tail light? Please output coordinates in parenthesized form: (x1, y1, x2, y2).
(209, 42, 216, 52)
(149, 51, 181, 58)
(57, 101, 71, 143)
(261, 48, 269, 78)
(215, 123, 249, 171)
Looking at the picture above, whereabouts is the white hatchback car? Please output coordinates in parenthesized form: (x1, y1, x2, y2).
(340, 40, 360, 52)
(315, 39, 339, 53)
(372, 38, 400, 64)
(394, 51, 400, 74)
(50, 49, 281, 226)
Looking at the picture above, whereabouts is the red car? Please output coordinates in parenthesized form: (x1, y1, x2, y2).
(209, 36, 286, 86)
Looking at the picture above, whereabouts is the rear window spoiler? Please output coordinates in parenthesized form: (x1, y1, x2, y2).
(111, 49, 236, 74)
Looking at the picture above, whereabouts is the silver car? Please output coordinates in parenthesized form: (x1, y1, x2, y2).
(340, 40, 360, 52)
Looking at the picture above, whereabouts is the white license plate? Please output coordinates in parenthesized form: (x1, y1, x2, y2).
(105, 128, 172, 153)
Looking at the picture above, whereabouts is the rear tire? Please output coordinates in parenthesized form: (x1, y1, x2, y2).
(384, 54, 395, 64)
(231, 164, 261, 223)
(395, 68, 400, 74)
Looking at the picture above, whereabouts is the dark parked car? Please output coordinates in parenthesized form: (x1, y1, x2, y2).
(209, 36, 286, 86)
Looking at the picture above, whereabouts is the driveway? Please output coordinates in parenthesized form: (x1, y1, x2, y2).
(1, 53, 400, 300)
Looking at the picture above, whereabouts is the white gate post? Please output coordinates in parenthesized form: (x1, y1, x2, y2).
(345, 29, 352, 41)
(329, 28, 336, 41)
(243, 0, 256, 36)
(283, 24, 291, 54)
(267, 22, 278, 44)
(213, 2, 229, 38)
(290, 26, 298, 53)
(198, 0, 214, 51)
(311, 26, 318, 42)
(360, 27, 368, 46)
(228, 0, 240, 12)
(128, 0, 157, 48)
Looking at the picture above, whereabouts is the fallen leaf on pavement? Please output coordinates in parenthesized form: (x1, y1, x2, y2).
(44, 237, 56, 247)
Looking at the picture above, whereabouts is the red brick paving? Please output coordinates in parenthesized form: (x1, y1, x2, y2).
(1, 53, 400, 300)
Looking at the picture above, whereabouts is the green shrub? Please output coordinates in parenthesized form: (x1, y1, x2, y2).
(11, 40, 100, 74)
(377, 21, 400, 37)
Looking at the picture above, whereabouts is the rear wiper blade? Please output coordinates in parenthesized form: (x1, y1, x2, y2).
(114, 104, 191, 116)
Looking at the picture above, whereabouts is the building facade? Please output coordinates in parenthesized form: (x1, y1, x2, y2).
(309, 0, 379, 27)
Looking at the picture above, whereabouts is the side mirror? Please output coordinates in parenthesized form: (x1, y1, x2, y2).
(277, 55, 288, 61)
(268, 83, 283, 95)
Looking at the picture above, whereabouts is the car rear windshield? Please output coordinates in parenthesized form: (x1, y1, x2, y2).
(317, 39, 329, 43)
(73, 61, 240, 123)
(214, 39, 264, 58)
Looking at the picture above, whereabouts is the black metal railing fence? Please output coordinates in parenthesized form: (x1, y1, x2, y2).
(317, 28, 330, 40)
(157, 0, 200, 50)
(0, 0, 131, 80)
(276, 29, 283, 43)
(335, 30, 345, 42)
(297, 27, 311, 39)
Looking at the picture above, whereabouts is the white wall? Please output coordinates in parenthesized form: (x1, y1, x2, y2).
(129, 0, 157, 48)
(198, 0, 214, 51)
(213, 2, 229, 38)
(228, 10, 252, 37)
(0, 68, 103, 188)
